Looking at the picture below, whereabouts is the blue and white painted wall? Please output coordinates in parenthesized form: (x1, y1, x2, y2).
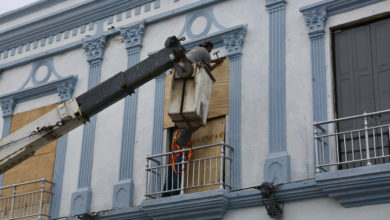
(1, 0, 390, 219)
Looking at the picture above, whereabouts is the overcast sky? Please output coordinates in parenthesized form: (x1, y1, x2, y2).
(0, 0, 41, 15)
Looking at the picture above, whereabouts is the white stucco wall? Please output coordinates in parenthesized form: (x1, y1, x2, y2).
(1, 0, 390, 218)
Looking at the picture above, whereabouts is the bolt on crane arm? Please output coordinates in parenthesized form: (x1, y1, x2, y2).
(0, 36, 191, 174)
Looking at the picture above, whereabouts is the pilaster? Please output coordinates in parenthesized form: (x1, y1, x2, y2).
(222, 28, 246, 189)
(112, 22, 144, 209)
(71, 36, 106, 215)
(264, 0, 290, 184)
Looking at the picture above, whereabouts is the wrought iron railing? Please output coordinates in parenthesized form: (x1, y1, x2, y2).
(145, 142, 233, 199)
(314, 110, 390, 172)
(0, 178, 53, 220)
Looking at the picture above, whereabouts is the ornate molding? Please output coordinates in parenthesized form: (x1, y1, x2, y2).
(299, 0, 384, 36)
(302, 8, 327, 36)
(223, 29, 247, 57)
(82, 36, 106, 62)
(0, 98, 15, 117)
(120, 22, 145, 49)
(266, 0, 287, 9)
(0, 75, 77, 104)
(56, 79, 77, 102)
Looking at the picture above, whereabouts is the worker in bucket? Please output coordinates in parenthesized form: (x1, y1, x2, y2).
(186, 41, 225, 71)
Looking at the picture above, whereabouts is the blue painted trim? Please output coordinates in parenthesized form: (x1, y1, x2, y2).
(223, 28, 247, 190)
(145, 3, 151, 12)
(71, 36, 106, 215)
(113, 23, 144, 209)
(0, 0, 64, 25)
(316, 164, 390, 207)
(70, 188, 92, 215)
(41, 38, 46, 47)
(100, 164, 390, 219)
(154, 0, 160, 9)
(0, 0, 154, 52)
(107, 16, 113, 25)
(264, 0, 290, 184)
(81, 25, 86, 33)
(135, 6, 141, 15)
(0, 75, 77, 105)
(149, 73, 166, 196)
(0, 0, 227, 70)
(126, 10, 131, 18)
(50, 134, 69, 219)
(300, 0, 383, 17)
(117, 13, 122, 22)
(149, 25, 247, 56)
(33, 41, 38, 49)
(49, 36, 54, 44)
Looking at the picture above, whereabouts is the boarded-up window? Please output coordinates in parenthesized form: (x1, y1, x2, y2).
(163, 60, 229, 193)
(1, 103, 58, 196)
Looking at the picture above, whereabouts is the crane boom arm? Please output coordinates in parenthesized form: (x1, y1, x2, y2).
(0, 37, 190, 174)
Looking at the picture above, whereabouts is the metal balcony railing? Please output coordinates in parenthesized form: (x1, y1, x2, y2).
(314, 110, 390, 172)
(145, 142, 233, 199)
(0, 178, 53, 220)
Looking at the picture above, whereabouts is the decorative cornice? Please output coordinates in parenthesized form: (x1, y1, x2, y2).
(223, 28, 247, 57)
(0, 75, 77, 107)
(316, 163, 390, 207)
(302, 7, 327, 36)
(0, 0, 64, 25)
(0, 0, 154, 52)
(120, 22, 145, 49)
(100, 165, 390, 219)
(142, 190, 229, 220)
(56, 78, 77, 103)
(82, 36, 106, 62)
(0, 0, 227, 71)
(299, 0, 384, 36)
(0, 98, 15, 117)
(265, 0, 287, 10)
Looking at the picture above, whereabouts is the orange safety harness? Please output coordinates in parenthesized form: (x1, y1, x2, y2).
(170, 129, 193, 174)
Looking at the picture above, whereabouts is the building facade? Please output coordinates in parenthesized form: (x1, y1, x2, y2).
(0, 0, 389, 219)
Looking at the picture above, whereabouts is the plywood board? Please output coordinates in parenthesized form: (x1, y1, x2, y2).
(184, 116, 225, 193)
(163, 60, 229, 128)
(208, 60, 229, 119)
(2, 103, 58, 197)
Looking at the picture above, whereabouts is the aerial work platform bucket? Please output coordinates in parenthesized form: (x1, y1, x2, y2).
(168, 63, 215, 128)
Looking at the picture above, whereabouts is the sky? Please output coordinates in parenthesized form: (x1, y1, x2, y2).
(0, 0, 41, 15)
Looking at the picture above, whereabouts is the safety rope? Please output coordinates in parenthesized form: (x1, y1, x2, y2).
(170, 129, 193, 174)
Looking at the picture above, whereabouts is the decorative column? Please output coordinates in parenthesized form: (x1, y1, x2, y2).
(0, 98, 14, 137)
(0, 98, 15, 188)
(51, 79, 77, 218)
(302, 8, 328, 123)
(264, 0, 290, 184)
(112, 22, 144, 208)
(223, 28, 246, 190)
(302, 8, 328, 172)
(70, 36, 106, 215)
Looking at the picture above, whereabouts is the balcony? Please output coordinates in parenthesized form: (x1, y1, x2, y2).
(145, 142, 233, 199)
(314, 110, 390, 172)
(0, 179, 53, 220)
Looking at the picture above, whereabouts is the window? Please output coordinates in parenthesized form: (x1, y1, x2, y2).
(333, 17, 390, 169)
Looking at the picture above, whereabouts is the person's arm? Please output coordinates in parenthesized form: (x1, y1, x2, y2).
(210, 57, 226, 71)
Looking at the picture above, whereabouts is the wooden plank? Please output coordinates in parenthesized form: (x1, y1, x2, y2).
(163, 61, 229, 128)
(208, 60, 229, 119)
(2, 103, 58, 197)
(184, 116, 225, 193)
(163, 74, 175, 128)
